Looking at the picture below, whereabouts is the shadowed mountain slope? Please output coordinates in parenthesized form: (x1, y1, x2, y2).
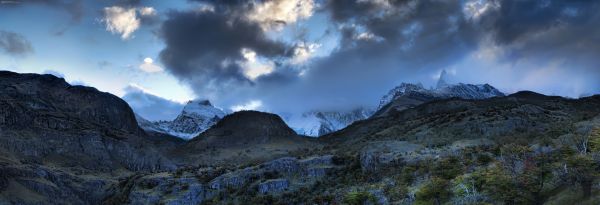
(323, 91, 600, 151)
(0, 71, 174, 204)
(174, 111, 319, 166)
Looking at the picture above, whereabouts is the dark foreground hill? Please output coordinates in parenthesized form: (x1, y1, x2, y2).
(174, 111, 319, 166)
(323, 91, 600, 150)
(0, 71, 175, 204)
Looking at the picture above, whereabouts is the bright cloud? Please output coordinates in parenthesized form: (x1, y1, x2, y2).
(240, 48, 274, 80)
(291, 42, 320, 65)
(139, 57, 164, 73)
(103, 6, 140, 40)
(463, 0, 500, 21)
(247, 0, 315, 31)
(102, 6, 157, 40)
(231, 100, 263, 112)
(139, 7, 156, 16)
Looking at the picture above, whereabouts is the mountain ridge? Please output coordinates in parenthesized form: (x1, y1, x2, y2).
(373, 81, 505, 117)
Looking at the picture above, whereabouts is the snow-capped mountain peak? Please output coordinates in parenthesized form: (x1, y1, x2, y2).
(137, 99, 226, 140)
(286, 107, 375, 137)
(181, 100, 225, 119)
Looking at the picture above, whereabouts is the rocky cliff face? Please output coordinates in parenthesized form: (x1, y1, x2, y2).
(0, 71, 174, 171)
(0, 71, 140, 133)
(0, 71, 175, 204)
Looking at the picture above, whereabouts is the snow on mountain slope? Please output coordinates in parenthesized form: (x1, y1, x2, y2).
(436, 83, 505, 99)
(137, 100, 226, 140)
(286, 107, 374, 137)
(375, 72, 505, 117)
(377, 83, 428, 110)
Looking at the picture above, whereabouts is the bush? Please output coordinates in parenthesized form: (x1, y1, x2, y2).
(343, 191, 376, 205)
(432, 156, 463, 180)
(415, 177, 451, 205)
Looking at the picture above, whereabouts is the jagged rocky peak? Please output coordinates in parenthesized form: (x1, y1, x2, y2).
(436, 69, 450, 89)
(181, 99, 225, 118)
(197, 99, 212, 106)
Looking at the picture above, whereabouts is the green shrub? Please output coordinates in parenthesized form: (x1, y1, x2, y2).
(415, 177, 450, 205)
(432, 156, 463, 180)
(343, 191, 376, 205)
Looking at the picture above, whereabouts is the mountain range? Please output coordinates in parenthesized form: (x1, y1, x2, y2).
(138, 70, 505, 139)
(1, 70, 600, 204)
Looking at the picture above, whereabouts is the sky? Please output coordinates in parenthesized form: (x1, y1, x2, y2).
(1, 0, 599, 121)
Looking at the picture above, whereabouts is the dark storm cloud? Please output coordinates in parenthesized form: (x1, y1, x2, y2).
(188, 0, 248, 8)
(0, 0, 83, 22)
(157, 0, 600, 113)
(113, 0, 142, 7)
(0, 30, 33, 56)
(469, 0, 600, 93)
(480, 1, 596, 45)
(158, 8, 292, 93)
(278, 0, 483, 110)
(476, 0, 600, 62)
(298, 0, 600, 105)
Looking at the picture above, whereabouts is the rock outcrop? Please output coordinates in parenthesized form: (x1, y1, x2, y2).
(104, 155, 337, 204)
(258, 179, 289, 194)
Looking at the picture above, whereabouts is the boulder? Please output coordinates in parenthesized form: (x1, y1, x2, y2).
(258, 179, 289, 194)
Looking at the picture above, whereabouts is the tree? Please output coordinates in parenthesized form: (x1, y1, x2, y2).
(474, 165, 519, 204)
(565, 154, 598, 198)
(415, 177, 451, 205)
(517, 155, 552, 204)
(587, 127, 600, 152)
(432, 156, 463, 180)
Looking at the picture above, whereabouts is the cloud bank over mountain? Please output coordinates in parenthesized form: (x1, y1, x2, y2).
(121, 84, 184, 121)
(152, 0, 600, 114)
